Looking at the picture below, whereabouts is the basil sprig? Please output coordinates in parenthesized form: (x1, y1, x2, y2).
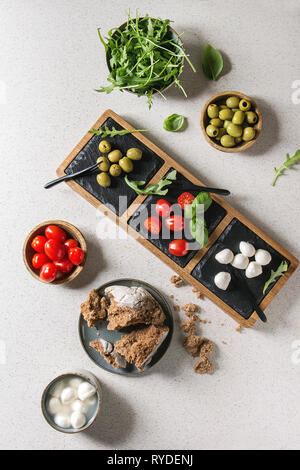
(184, 192, 212, 247)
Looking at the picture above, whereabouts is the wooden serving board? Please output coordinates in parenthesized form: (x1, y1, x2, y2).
(57, 109, 298, 327)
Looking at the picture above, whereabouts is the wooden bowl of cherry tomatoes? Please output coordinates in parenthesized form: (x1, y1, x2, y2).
(23, 220, 87, 284)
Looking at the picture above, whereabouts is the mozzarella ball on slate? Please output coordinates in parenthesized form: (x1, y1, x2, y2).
(77, 382, 96, 401)
(54, 413, 71, 428)
(214, 272, 231, 290)
(69, 377, 82, 390)
(61, 387, 76, 405)
(255, 249, 272, 265)
(215, 248, 234, 264)
(231, 253, 249, 270)
(239, 241, 256, 258)
(47, 397, 62, 415)
(71, 399, 88, 414)
(70, 411, 86, 429)
(246, 261, 263, 279)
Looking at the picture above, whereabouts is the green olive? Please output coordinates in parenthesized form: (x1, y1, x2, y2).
(232, 110, 245, 125)
(242, 127, 256, 142)
(97, 156, 110, 172)
(108, 149, 122, 163)
(219, 108, 234, 121)
(220, 135, 235, 148)
(215, 128, 227, 141)
(98, 140, 111, 153)
(246, 111, 258, 124)
(126, 148, 143, 161)
(232, 108, 239, 112)
(97, 172, 111, 187)
(226, 96, 240, 108)
(207, 104, 219, 119)
(206, 125, 219, 138)
(210, 118, 223, 127)
(223, 120, 231, 129)
(227, 122, 243, 138)
(219, 104, 228, 109)
(235, 137, 242, 144)
(119, 156, 134, 173)
(239, 99, 251, 111)
(109, 164, 122, 177)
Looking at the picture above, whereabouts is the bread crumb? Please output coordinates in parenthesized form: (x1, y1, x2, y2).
(194, 356, 214, 374)
(183, 335, 205, 357)
(221, 340, 227, 345)
(192, 288, 203, 299)
(182, 303, 199, 313)
(200, 319, 207, 324)
(174, 305, 180, 312)
(169, 294, 174, 299)
(236, 325, 242, 332)
(170, 275, 184, 288)
(185, 312, 199, 322)
(179, 318, 197, 335)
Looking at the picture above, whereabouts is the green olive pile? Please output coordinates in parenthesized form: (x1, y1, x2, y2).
(96, 140, 143, 188)
(206, 96, 258, 148)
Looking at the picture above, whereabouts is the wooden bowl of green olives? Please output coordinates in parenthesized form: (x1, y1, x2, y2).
(200, 91, 262, 153)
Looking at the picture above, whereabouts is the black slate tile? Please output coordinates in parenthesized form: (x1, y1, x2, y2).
(65, 118, 164, 216)
(191, 218, 289, 319)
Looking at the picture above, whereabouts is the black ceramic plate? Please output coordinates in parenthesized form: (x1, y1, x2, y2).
(128, 169, 227, 268)
(191, 218, 289, 319)
(79, 279, 173, 376)
(65, 118, 164, 216)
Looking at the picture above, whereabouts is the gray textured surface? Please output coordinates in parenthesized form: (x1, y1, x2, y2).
(1, 0, 300, 450)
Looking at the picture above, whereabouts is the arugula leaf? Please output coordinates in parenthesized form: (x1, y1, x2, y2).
(125, 170, 177, 195)
(271, 150, 300, 186)
(89, 126, 148, 138)
(163, 114, 185, 132)
(201, 44, 223, 80)
(96, 13, 195, 108)
(263, 261, 288, 294)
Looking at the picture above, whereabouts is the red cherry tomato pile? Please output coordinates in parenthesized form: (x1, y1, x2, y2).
(30, 225, 85, 283)
(143, 192, 195, 257)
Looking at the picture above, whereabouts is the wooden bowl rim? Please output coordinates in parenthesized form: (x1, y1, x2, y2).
(23, 220, 87, 285)
(200, 90, 263, 153)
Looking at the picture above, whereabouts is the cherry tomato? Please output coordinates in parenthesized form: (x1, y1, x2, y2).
(169, 239, 189, 257)
(143, 216, 161, 235)
(31, 235, 47, 253)
(54, 258, 74, 274)
(68, 247, 85, 266)
(44, 239, 66, 261)
(177, 192, 195, 210)
(45, 225, 67, 243)
(40, 263, 57, 283)
(64, 239, 78, 250)
(32, 253, 50, 269)
(155, 199, 172, 218)
(165, 215, 185, 232)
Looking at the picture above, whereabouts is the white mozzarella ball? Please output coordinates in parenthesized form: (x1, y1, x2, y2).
(61, 387, 76, 405)
(77, 382, 96, 401)
(215, 249, 234, 264)
(70, 411, 86, 429)
(69, 377, 82, 390)
(50, 382, 65, 398)
(54, 413, 71, 428)
(246, 261, 263, 279)
(71, 399, 88, 414)
(214, 272, 231, 291)
(47, 397, 62, 415)
(239, 241, 256, 258)
(231, 253, 249, 270)
(255, 249, 272, 266)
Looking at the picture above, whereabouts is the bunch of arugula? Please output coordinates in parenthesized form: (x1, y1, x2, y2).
(184, 192, 212, 247)
(96, 13, 195, 108)
(125, 170, 177, 196)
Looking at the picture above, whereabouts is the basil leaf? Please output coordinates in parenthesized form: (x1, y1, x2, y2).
(201, 44, 223, 81)
(163, 114, 185, 132)
(192, 192, 212, 212)
(189, 218, 208, 247)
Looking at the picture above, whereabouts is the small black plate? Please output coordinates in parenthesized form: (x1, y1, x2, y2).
(65, 118, 164, 216)
(191, 218, 289, 319)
